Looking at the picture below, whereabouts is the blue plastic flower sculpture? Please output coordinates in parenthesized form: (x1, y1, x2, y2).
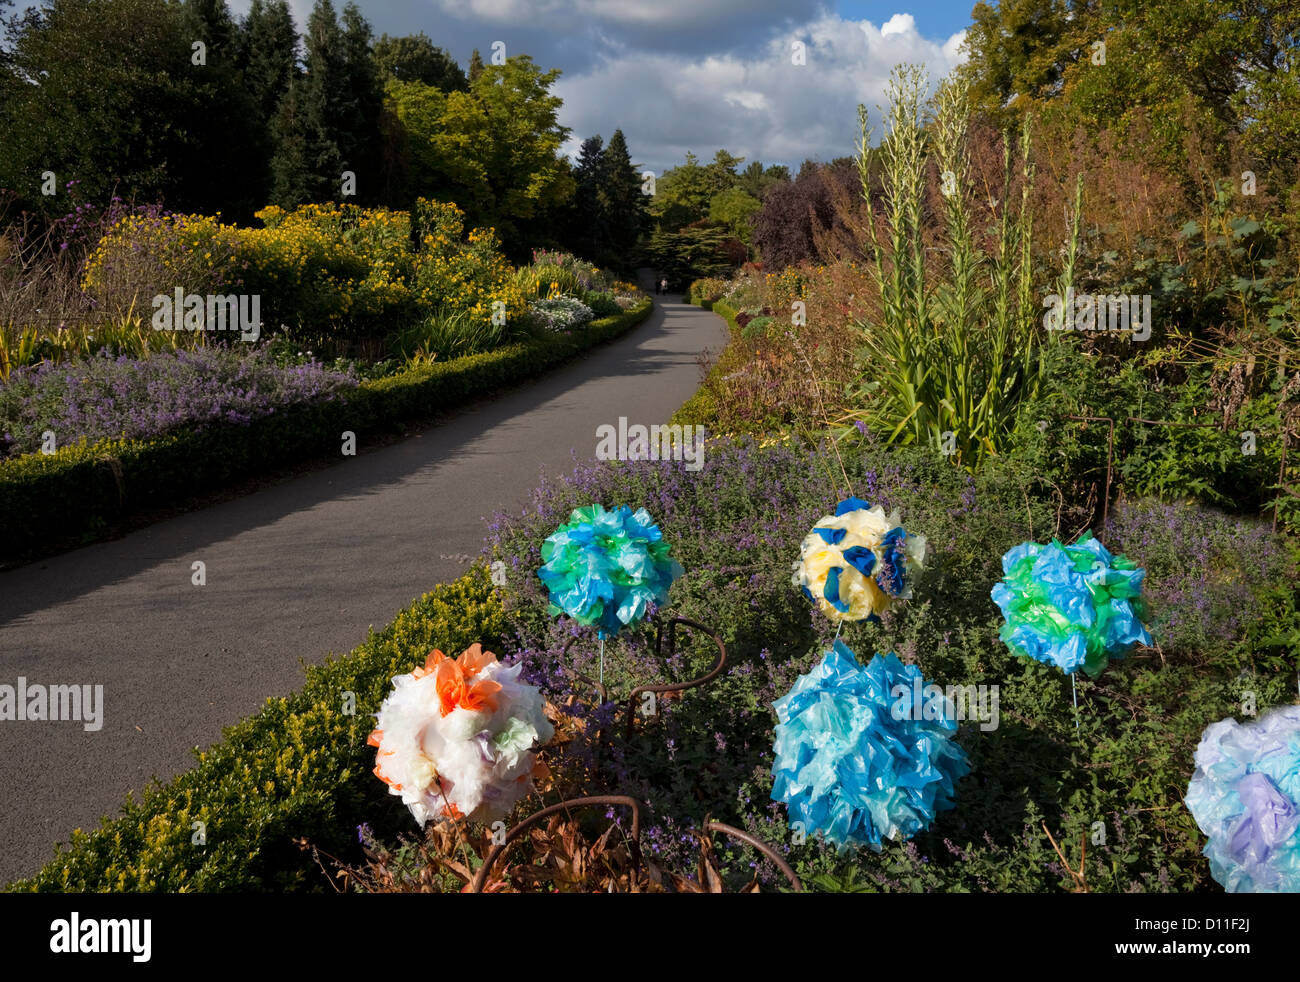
(770, 641, 970, 851)
(990, 531, 1151, 677)
(537, 504, 683, 638)
(1185, 706, 1300, 892)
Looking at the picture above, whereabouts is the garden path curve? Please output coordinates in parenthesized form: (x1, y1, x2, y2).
(0, 290, 726, 884)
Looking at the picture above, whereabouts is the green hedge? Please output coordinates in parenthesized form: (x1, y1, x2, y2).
(669, 298, 737, 429)
(9, 566, 504, 892)
(0, 299, 653, 563)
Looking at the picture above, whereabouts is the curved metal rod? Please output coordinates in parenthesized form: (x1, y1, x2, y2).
(626, 616, 727, 740)
(470, 795, 642, 893)
(705, 821, 803, 892)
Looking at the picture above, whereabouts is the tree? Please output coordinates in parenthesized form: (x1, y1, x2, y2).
(241, 0, 298, 124)
(750, 160, 857, 268)
(270, 0, 383, 206)
(338, 2, 384, 203)
(183, 0, 237, 57)
(737, 160, 789, 201)
(598, 129, 650, 265)
(702, 149, 744, 196)
(651, 152, 712, 231)
(385, 55, 573, 252)
(957, 0, 1075, 129)
(708, 186, 760, 246)
(646, 221, 741, 284)
(467, 48, 484, 82)
(958, 0, 1300, 181)
(0, 0, 260, 218)
(373, 32, 466, 90)
(566, 134, 605, 258)
(269, 75, 313, 207)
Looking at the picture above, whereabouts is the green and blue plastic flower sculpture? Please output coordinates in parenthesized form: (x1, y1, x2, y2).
(990, 531, 1151, 677)
(537, 504, 683, 638)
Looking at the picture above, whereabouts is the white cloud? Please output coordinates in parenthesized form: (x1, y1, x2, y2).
(554, 11, 969, 174)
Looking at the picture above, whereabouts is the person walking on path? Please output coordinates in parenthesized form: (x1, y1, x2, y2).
(660, 277, 669, 295)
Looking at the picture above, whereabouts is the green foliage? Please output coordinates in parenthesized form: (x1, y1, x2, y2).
(390, 304, 516, 363)
(10, 568, 506, 891)
(1011, 340, 1296, 530)
(708, 187, 761, 245)
(846, 68, 1073, 470)
(384, 55, 574, 252)
(372, 32, 466, 91)
(958, 0, 1300, 182)
(646, 223, 741, 285)
(0, 0, 263, 220)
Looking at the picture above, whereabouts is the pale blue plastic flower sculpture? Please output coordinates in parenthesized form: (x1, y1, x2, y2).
(770, 641, 970, 851)
(1185, 705, 1300, 892)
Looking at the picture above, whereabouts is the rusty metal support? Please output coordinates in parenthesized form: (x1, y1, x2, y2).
(705, 821, 803, 892)
(555, 617, 727, 742)
(470, 795, 642, 894)
(626, 617, 727, 740)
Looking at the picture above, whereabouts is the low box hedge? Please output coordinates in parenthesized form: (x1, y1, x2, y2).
(8, 565, 504, 892)
(670, 297, 737, 429)
(0, 299, 653, 563)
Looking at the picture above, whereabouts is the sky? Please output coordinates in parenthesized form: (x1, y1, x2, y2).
(226, 0, 981, 176)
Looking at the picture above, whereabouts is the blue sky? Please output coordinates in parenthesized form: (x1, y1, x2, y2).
(227, 0, 982, 175)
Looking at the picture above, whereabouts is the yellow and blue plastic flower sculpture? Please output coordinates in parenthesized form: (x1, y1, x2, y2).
(792, 496, 927, 623)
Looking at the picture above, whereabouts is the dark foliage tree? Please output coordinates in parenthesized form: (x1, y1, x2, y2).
(0, 0, 259, 219)
(750, 159, 857, 269)
(241, 0, 298, 124)
(373, 32, 466, 91)
(598, 129, 651, 268)
(270, 0, 383, 207)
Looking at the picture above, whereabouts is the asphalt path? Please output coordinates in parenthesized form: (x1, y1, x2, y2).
(0, 292, 726, 885)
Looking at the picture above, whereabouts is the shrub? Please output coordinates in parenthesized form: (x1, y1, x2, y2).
(0, 346, 356, 458)
(582, 291, 622, 318)
(0, 300, 653, 561)
(411, 201, 526, 326)
(82, 212, 244, 320)
(527, 296, 594, 332)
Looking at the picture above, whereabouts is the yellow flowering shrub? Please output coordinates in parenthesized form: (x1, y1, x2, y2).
(410, 199, 526, 324)
(82, 213, 243, 316)
(763, 266, 808, 311)
(81, 199, 526, 339)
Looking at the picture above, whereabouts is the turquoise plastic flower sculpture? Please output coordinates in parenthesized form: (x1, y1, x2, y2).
(537, 504, 683, 638)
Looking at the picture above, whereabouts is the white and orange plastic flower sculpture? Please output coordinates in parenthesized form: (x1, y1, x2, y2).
(369, 644, 554, 825)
